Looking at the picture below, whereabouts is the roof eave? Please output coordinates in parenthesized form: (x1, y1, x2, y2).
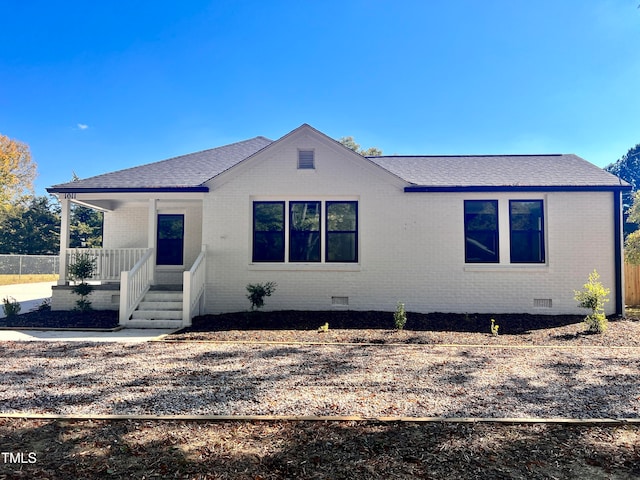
(46, 186, 210, 194)
(404, 185, 633, 193)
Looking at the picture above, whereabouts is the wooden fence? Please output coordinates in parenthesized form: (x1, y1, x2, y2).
(625, 263, 640, 306)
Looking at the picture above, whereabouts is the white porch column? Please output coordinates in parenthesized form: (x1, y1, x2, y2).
(58, 197, 71, 285)
(148, 198, 157, 285)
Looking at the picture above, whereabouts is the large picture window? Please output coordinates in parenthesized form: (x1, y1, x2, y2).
(464, 200, 499, 263)
(252, 200, 358, 264)
(253, 202, 285, 262)
(326, 202, 358, 262)
(510, 200, 545, 263)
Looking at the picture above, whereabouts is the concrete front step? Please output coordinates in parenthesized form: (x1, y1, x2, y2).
(129, 289, 184, 326)
(131, 309, 183, 320)
(144, 292, 183, 302)
(138, 301, 183, 310)
(126, 319, 183, 329)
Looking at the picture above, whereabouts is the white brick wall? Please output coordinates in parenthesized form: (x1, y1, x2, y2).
(75, 129, 619, 317)
(201, 128, 620, 315)
(103, 206, 148, 249)
(102, 202, 203, 285)
(51, 286, 120, 311)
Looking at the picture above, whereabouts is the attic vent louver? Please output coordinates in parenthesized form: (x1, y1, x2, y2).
(298, 150, 315, 169)
(331, 296, 349, 307)
(534, 299, 553, 308)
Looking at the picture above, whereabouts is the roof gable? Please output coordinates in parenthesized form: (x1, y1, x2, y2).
(204, 123, 407, 189)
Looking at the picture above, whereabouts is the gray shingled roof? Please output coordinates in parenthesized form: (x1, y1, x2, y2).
(368, 154, 628, 188)
(48, 130, 628, 193)
(48, 136, 273, 191)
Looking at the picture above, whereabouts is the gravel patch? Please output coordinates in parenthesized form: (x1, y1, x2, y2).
(1, 340, 639, 418)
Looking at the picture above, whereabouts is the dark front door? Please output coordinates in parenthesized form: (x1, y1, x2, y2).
(157, 214, 184, 266)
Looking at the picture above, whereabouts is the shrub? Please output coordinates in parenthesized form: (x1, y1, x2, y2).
(2, 297, 21, 317)
(490, 318, 499, 336)
(584, 312, 608, 334)
(574, 270, 610, 334)
(36, 298, 51, 311)
(68, 253, 96, 312)
(317, 322, 329, 333)
(393, 302, 407, 330)
(246, 281, 277, 311)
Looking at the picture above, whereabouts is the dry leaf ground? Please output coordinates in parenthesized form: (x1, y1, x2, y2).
(1, 311, 639, 478)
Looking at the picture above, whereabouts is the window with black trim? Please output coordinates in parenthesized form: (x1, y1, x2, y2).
(252, 200, 358, 264)
(290, 201, 321, 262)
(464, 200, 499, 263)
(253, 202, 285, 262)
(510, 200, 545, 263)
(326, 201, 358, 262)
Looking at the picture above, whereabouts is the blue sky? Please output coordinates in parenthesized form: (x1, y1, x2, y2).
(1, 1, 639, 195)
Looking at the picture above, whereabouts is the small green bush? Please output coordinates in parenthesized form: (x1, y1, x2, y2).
(2, 297, 21, 317)
(317, 322, 329, 333)
(246, 281, 277, 311)
(584, 312, 608, 334)
(68, 253, 96, 312)
(574, 270, 610, 334)
(393, 302, 407, 330)
(490, 318, 499, 336)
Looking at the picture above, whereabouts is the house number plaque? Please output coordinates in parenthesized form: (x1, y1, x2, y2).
(64, 193, 77, 199)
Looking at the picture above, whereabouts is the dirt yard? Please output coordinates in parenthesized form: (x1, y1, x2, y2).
(0, 311, 639, 478)
(0, 419, 639, 479)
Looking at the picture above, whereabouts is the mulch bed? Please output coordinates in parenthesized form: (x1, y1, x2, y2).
(183, 310, 585, 333)
(170, 310, 640, 347)
(0, 310, 119, 329)
(0, 309, 585, 333)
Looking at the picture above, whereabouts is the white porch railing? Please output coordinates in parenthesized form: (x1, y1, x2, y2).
(183, 246, 206, 327)
(65, 248, 148, 283)
(119, 248, 155, 324)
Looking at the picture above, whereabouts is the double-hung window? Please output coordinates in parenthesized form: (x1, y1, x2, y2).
(326, 201, 358, 262)
(253, 202, 285, 262)
(463, 199, 546, 264)
(252, 200, 358, 263)
(510, 200, 545, 263)
(464, 200, 499, 263)
(290, 201, 321, 262)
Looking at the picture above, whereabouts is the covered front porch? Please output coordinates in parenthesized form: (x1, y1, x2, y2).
(52, 193, 207, 328)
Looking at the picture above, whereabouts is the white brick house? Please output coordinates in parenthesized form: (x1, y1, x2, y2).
(47, 124, 631, 328)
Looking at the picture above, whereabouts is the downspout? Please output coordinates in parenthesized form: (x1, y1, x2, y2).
(614, 190, 624, 316)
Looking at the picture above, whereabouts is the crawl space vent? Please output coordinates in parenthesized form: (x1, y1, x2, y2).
(331, 296, 349, 307)
(534, 299, 553, 309)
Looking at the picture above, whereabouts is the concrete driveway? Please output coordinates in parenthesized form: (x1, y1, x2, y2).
(0, 281, 55, 318)
(0, 328, 175, 342)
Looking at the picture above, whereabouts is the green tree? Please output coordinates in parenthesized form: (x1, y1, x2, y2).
(70, 204, 103, 248)
(338, 136, 383, 156)
(605, 143, 640, 239)
(0, 196, 60, 254)
(0, 134, 37, 217)
(605, 143, 640, 205)
(68, 173, 103, 248)
(624, 190, 640, 263)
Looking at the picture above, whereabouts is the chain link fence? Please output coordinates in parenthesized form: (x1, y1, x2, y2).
(0, 255, 60, 276)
